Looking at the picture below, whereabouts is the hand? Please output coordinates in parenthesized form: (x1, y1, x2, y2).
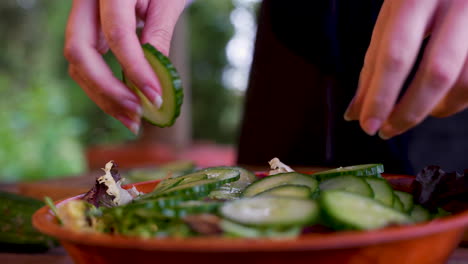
(64, 0, 186, 134)
(344, 0, 468, 139)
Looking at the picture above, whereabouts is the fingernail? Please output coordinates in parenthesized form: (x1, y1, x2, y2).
(378, 130, 390, 140)
(378, 124, 398, 140)
(122, 100, 142, 116)
(362, 118, 381, 136)
(344, 109, 353, 121)
(142, 85, 158, 102)
(344, 97, 356, 121)
(129, 122, 140, 136)
(116, 115, 140, 136)
(344, 109, 352, 121)
(154, 94, 163, 109)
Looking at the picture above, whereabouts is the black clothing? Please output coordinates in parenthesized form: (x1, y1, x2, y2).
(237, 0, 468, 174)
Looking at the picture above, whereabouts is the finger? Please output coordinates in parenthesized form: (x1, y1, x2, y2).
(64, 0, 142, 133)
(380, 1, 468, 139)
(65, 0, 109, 56)
(65, 0, 99, 48)
(431, 59, 468, 118)
(69, 66, 141, 135)
(69, 65, 142, 123)
(139, 0, 186, 56)
(359, 0, 439, 135)
(68, 47, 143, 122)
(345, 0, 392, 121)
(97, 29, 110, 55)
(100, 0, 163, 106)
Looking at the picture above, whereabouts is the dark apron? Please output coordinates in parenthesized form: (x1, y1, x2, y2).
(237, 0, 468, 174)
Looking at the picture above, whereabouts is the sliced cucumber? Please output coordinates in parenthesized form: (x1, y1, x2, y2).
(209, 187, 242, 201)
(160, 200, 221, 218)
(220, 219, 264, 238)
(125, 161, 195, 183)
(220, 220, 301, 238)
(141, 177, 184, 199)
(156, 170, 240, 199)
(206, 166, 257, 190)
(394, 191, 414, 213)
(242, 172, 318, 197)
(313, 164, 384, 181)
(410, 205, 431, 223)
(392, 194, 404, 212)
(123, 43, 183, 127)
(364, 177, 394, 207)
(319, 175, 374, 198)
(153, 168, 238, 194)
(319, 190, 412, 230)
(179, 174, 208, 185)
(256, 184, 311, 199)
(221, 197, 319, 227)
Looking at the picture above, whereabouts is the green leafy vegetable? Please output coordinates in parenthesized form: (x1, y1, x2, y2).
(44, 196, 62, 225)
(57, 160, 458, 239)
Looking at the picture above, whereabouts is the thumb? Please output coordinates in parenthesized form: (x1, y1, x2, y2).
(140, 0, 186, 56)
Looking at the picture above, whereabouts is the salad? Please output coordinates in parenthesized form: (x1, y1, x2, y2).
(50, 159, 458, 239)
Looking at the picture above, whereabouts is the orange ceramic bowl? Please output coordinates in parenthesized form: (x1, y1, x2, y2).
(33, 174, 468, 264)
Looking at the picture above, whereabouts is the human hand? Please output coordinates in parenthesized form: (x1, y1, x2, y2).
(344, 0, 468, 139)
(64, 0, 186, 134)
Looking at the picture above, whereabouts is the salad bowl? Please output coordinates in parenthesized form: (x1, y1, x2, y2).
(33, 174, 468, 264)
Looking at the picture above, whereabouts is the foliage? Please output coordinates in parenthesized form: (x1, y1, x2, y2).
(0, 1, 139, 181)
(0, 1, 83, 181)
(187, 0, 241, 144)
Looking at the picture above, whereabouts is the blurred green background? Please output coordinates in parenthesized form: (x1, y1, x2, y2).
(0, 0, 259, 182)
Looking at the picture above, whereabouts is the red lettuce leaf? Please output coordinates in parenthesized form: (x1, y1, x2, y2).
(82, 162, 121, 208)
(412, 166, 468, 212)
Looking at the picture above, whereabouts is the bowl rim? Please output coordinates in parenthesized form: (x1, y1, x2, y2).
(33, 174, 468, 252)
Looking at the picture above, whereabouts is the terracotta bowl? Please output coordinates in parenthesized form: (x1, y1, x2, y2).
(33, 174, 468, 264)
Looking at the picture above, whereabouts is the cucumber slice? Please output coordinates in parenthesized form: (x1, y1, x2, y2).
(153, 168, 238, 194)
(160, 200, 221, 218)
(242, 172, 318, 197)
(363, 177, 394, 207)
(256, 184, 311, 199)
(179, 174, 208, 185)
(220, 219, 264, 238)
(392, 194, 404, 212)
(125, 161, 195, 183)
(410, 205, 431, 223)
(313, 164, 384, 181)
(209, 187, 242, 201)
(123, 43, 183, 127)
(221, 197, 319, 227)
(394, 191, 414, 213)
(141, 177, 184, 199)
(205, 166, 257, 190)
(319, 190, 412, 230)
(156, 170, 240, 199)
(319, 175, 374, 198)
(220, 220, 301, 238)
